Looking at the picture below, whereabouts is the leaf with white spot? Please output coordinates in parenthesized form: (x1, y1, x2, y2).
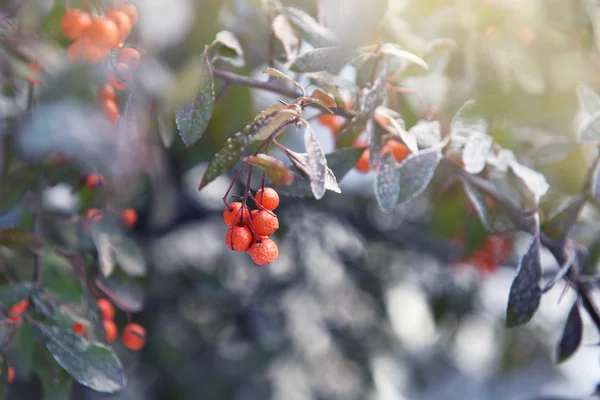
(506, 237, 542, 327)
(304, 123, 328, 199)
(462, 180, 492, 230)
(395, 147, 442, 205)
(463, 133, 493, 174)
(375, 151, 401, 212)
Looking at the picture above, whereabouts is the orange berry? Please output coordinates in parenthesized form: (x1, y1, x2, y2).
(88, 17, 120, 48)
(97, 84, 116, 102)
(103, 319, 118, 343)
(223, 202, 251, 226)
(117, 4, 138, 26)
(85, 173, 106, 189)
(247, 237, 279, 265)
(251, 210, 279, 236)
(117, 47, 141, 70)
(107, 63, 131, 91)
(318, 114, 337, 126)
(7, 299, 29, 324)
(60, 9, 92, 39)
(102, 99, 120, 123)
(225, 226, 253, 252)
(255, 187, 279, 211)
(67, 38, 107, 63)
(383, 141, 411, 163)
(121, 208, 138, 229)
(27, 62, 41, 84)
(97, 298, 115, 321)
(106, 10, 132, 45)
(355, 149, 371, 173)
(73, 321, 87, 337)
(84, 208, 103, 222)
(122, 323, 146, 350)
(7, 366, 14, 383)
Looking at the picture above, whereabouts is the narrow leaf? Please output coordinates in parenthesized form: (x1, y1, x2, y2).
(506, 237, 542, 327)
(462, 179, 492, 230)
(175, 51, 214, 147)
(263, 67, 305, 96)
(283, 7, 337, 48)
(375, 151, 401, 212)
(210, 30, 245, 67)
(463, 133, 493, 174)
(245, 154, 295, 186)
(556, 302, 583, 363)
(304, 123, 328, 199)
(576, 82, 600, 117)
(395, 148, 442, 205)
(34, 324, 125, 393)
(290, 47, 355, 74)
(272, 14, 300, 61)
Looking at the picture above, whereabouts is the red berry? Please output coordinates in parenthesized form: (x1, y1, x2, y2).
(254, 187, 279, 211)
(60, 9, 92, 39)
(106, 10, 132, 45)
(223, 202, 250, 227)
(27, 62, 41, 84)
(225, 226, 253, 252)
(85, 173, 106, 189)
(122, 323, 146, 350)
(102, 99, 120, 123)
(73, 321, 87, 337)
(247, 237, 279, 265)
(103, 319, 118, 343)
(382, 141, 411, 163)
(7, 366, 14, 383)
(87, 17, 120, 48)
(97, 298, 115, 321)
(117, 4, 138, 26)
(251, 210, 279, 236)
(97, 84, 116, 102)
(121, 208, 138, 229)
(355, 149, 370, 173)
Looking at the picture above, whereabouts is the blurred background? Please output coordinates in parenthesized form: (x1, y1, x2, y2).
(5, 0, 600, 399)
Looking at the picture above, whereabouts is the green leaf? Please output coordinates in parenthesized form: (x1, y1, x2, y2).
(263, 67, 305, 95)
(0, 282, 39, 305)
(96, 275, 144, 313)
(290, 47, 355, 74)
(199, 105, 298, 189)
(368, 119, 384, 167)
(0, 226, 44, 250)
(210, 30, 245, 67)
(556, 302, 583, 363)
(0, 352, 6, 395)
(375, 151, 401, 212)
(273, 148, 362, 197)
(33, 324, 126, 393)
(282, 7, 336, 48)
(506, 237, 542, 327)
(0, 164, 39, 216)
(244, 154, 294, 186)
(175, 51, 214, 147)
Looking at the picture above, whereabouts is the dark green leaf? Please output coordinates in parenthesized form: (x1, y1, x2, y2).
(0, 164, 39, 217)
(506, 237, 542, 327)
(0, 226, 44, 249)
(283, 7, 337, 48)
(290, 47, 355, 74)
(0, 283, 39, 306)
(375, 151, 400, 212)
(175, 51, 214, 147)
(557, 302, 583, 363)
(304, 123, 328, 199)
(33, 324, 126, 393)
(39, 2, 68, 45)
(244, 154, 294, 186)
(210, 30, 245, 67)
(96, 276, 144, 313)
(395, 148, 442, 205)
(543, 195, 587, 240)
(199, 105, 297, 189)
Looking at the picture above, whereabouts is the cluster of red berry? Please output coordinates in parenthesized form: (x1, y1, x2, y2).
(455, 234, 514, 276)
(82, 173, 138, 231)
(73, 298, 145, 350)
(60, 3, 140, 124)
(223, 188, 280, 265)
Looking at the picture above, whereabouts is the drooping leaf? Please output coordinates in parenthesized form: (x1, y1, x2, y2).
(210, 30, 245, 67)
(450, 100, 487, 140)
(462, 179, 492, 230)
(394, 148, 442, 206)
(543, 195, 587, 240)
(506, 237, 542, 327)
(282, 7, 337, 48)
(263, 67, 305, 95)
(272, 14, 300, 61)
(309, 89, 336, 108)
(556, 302, 583, 363)
(199, 105, 295, 189)
(244, 154, 294, 186)
(290, 47, 355, 74)
(510, 161, 549, 202)
(462, 133, 493, 174)
(578, 111, 600, 143)
(304, 123, 328, 199)
(175, 51, 214, 147)
(375, 151, 401, 212)
(33, 324, 125, 393)
(95, 276, 144, 313)
(380, 43, 428, 71)
(274, 147, 363, 197)
(576, 82, 600, 117)
(0, 226, 44, 250)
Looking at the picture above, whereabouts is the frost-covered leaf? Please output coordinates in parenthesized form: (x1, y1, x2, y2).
(175, 51, 214, 147)
(510, 161, 549, 202)
(245, 154, 294, 186)
(578, 111, 600, 143)
(557, 302, 583, 363)
(263, 67, 305, 95)
(368, 119, 384, 167)
(376, 107, 418, 154)
(462, 180, 492, 230)
(33, 324, 125, 393)
(395, 147, 442, 205)
(410, 120, 441, 149)
(304, 123, 328, 199)
(290, 47, 355, 74)
(506, 237, 542, 327)
(380, 43, 428, 71)
(283, 7, 337, 48)
(487, 148, 516, 172)
(199, 105, 295, 189)
(451, 100, 487, 140)
(375, 151, 401, 212)
(210, 30, 245, 67)
(463, 133, 493, 174)
(576, 82, 600, 117)
(272, 14, 300, 61)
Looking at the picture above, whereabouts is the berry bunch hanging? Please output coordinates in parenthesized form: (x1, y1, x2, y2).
(223, 187, 280, 266)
